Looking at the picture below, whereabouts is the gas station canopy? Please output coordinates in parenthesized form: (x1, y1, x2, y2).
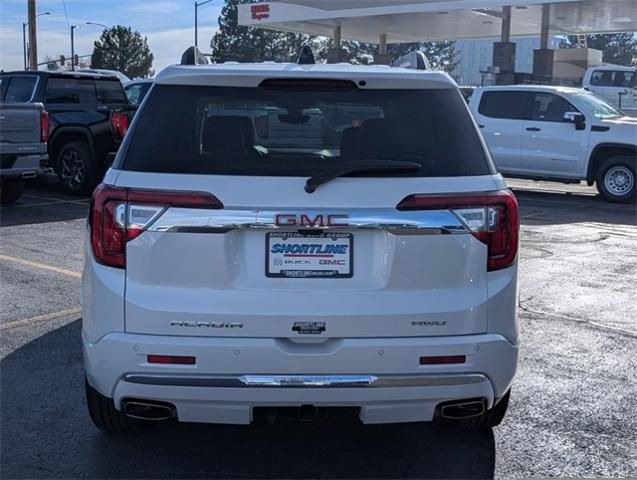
(238, 0, 637, 43)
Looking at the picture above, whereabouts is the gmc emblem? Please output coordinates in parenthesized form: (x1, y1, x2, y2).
(275, 214, 349, 228)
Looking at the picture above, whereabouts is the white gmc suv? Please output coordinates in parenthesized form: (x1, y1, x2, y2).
(82, 52, 519, 433)
(469, 85, 637, 203)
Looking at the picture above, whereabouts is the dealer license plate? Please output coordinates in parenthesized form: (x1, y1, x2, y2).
(266, 232, 353, 278)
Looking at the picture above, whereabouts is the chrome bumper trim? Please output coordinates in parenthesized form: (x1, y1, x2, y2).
(147, 208, 468, 235)
(123, 373, 488, 388)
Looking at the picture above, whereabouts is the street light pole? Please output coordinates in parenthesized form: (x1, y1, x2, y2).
(22, 12, 50, 71)
(22, 23, 28, 70)
(194, 0, 215, 49)
(70, 25, 79, 71)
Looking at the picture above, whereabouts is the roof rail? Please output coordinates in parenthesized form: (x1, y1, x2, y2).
(297, 45, 316, 65)
(181, 46, 209, 66)
(391, 51, 431, 71)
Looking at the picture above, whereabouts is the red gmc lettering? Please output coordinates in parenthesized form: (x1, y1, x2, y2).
(274, 214, 350, 227)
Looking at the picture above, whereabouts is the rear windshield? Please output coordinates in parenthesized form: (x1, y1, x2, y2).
(119, 84, 492, 177)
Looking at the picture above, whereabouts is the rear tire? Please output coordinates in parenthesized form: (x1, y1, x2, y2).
(0, 179, 25, 203)
(595, 156, 636, 203)
(56, 141, 100, 196)
(444, 390, 511, 429)
(85, 379, 135, 434)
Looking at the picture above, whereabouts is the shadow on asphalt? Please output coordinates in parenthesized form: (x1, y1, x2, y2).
(512, 188, 636, 227)
(0, 321, 496, 479)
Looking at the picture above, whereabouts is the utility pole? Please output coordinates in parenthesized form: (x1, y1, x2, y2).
(27, 0, 38, 70)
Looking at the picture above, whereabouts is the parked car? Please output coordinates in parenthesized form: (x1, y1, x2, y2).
(79, 69, 132, 85)
(0, 85, 49, 203)
(0, 71, 129, 195)
(469, 85, 636, 203)
(124, 79, 152, 105)
(583, 66, 637, 116)
(83, 49, 519, 433)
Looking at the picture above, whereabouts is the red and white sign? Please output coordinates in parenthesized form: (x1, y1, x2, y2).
(251, 4, 270, 21)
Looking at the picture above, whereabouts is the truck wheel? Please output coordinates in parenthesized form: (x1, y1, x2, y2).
(85, 379, 135, 434)
(56, 141, 99, 196)
(0, 179, 25, 204)
(596, 156, 636, 203)
(443, 390, 511, 429)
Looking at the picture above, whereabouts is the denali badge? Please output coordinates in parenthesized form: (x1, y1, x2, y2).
(292, 322, 326, 334)
(170, 321, 243, 329)
(411, 321, 447, 327)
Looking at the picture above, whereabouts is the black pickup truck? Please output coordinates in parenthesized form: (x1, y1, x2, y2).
(0, 71, 129, 195)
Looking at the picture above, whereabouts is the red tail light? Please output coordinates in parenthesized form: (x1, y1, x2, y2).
(90, 184, 223, 268)
(397, 190, 519, 271)
(40, 110, 49, 143)
(110, 111, 129, 140)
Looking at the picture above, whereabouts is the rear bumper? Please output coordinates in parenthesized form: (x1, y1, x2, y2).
(0, 153, 49, 178)
(83, 332, 517, 425)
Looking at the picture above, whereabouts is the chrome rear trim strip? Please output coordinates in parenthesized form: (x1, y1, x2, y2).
(123, 373, 487, 388)
(147, 208, 468, 235)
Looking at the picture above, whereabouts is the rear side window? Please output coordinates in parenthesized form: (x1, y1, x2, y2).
(120, 84, 492, 177)
(590, 70, 636, 88)
(96, 80, 127, 104)
(4, 76, 38, 102)
(45, 78, 97, 104)
(478, 91, 531, 120)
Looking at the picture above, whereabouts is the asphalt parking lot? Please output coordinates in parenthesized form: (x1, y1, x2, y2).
(1, 178, 636, 479)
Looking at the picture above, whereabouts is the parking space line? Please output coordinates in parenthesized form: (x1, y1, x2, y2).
(0, 307, 81, 332)
(2, 200, 72, 209)
(0, 254, 81, 278)
(22, 193, 90, 205)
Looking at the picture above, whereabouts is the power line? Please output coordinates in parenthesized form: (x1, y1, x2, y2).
(61, 0, 70, 31)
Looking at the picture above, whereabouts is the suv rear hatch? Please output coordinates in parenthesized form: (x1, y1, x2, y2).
(94, 77, 517, 339)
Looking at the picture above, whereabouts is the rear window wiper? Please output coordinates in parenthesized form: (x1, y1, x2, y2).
(305, 159, 421, 193)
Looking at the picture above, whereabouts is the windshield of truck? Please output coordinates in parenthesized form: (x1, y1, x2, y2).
(573, 93, 624, 119)
(119, 83, 492, 177)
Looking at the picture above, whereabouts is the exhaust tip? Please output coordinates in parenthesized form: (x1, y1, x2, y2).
(21, 171, 37, 179)
(123, 400, 175, 421)
(439, 399, 487, 420)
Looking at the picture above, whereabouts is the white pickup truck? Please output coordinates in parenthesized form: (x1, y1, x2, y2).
(582, 66, 637, 117)
(469, 85, 636, 203)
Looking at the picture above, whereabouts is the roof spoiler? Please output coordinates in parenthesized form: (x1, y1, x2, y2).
(181, 46, 209, 66)
(391, 51, 431, 70)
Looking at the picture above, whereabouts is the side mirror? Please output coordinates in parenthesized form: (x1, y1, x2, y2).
(563, 111, 586, 130)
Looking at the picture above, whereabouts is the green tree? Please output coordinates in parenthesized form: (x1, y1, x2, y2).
(91, 25, 154, 78)
(565, 33, 637, 66)
(211, 0, 321, 62)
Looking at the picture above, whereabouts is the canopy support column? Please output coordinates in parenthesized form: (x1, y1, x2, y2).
(374, 33, 392, 65)
(493, 5, 516, 85)
(533, 3, 554, 78)
(327, 23, 346, 63)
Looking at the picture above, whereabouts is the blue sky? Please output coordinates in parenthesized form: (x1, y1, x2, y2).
(0, 0, 224, 73)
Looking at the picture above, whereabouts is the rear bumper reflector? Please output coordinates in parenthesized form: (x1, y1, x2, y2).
(419, 355, 466, 365)
(147, 355, 196, 365)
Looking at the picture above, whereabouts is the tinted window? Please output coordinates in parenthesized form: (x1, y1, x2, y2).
(125, 84, 144, 105)
(478, 91, 530, 119)
(45, 78, 97, 104)
(96, 80, 127, 104)
(530, 93, 578, 122)
(5, 76, 38, 102)
(591, 70, 636, 88)
(120, 84, 491, 177)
